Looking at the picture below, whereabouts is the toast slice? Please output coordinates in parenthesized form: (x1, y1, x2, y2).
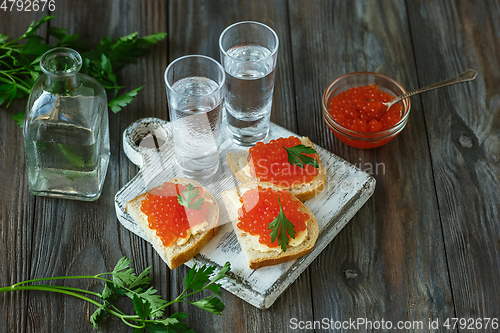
(126, 178, 219, 269)
(226, 137, 326, 201)
(222, 182, 319, 269)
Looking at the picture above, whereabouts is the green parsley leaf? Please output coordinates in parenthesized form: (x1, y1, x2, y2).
(1, 83, 18, 109)
(22, 36, 51, 55)
(190, 296, 225, 315)
(89, 305, 107, 329)
(283, 144, 319, 169)
(108, 86, 143, 113)
(111, 257, 137, 288)
(145, 320, 195, 333)
(134, 286, 167, 319)
(11, 112, 25, 127)
(268, 197, 296, 252)
(128, 266, 152, 289)
(106, 281, 126, 297)
(99, 53, 116, 82)
(153, 313, 195, 333)
(23, 15, 55, 39)
(48, 27, 88, 49)
(133, 294, 152, 321)
(117, 32, 139, 43)
(177, 183, 205, 211)
(47, 27, 68, 41)
(212, 262, 231, 282)
(101, 282, 113, 300)
(206, 283, 222, 297)
(184, 264, 216, 291)
(149, 313, 191, 332)
(144, 322, 169, 332)
(0, 34, 8, 44)
(137, 32, 168, 46)
(168, 313, 189, 321)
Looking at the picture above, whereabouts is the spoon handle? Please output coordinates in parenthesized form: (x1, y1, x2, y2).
(391, 69, 477, 105)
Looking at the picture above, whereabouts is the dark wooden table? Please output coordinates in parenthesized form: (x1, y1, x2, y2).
(1, 1, 499, 332)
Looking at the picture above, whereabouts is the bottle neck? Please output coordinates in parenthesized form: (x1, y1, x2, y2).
(44, 74, 81, 93)
(40, 47, 83, 93)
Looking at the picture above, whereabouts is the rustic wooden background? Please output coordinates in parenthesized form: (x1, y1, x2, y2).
(1, 0, 499, 332)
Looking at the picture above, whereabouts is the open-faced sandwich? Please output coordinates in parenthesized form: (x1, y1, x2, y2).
(222, 182, 319, 269)
(226, 136, 326, 201)
(126, 178, 219, 269)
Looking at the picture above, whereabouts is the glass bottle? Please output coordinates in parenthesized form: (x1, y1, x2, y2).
(23, 47, 110, 201)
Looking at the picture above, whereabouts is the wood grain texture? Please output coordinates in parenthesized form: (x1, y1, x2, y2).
(109, 0, 172, 323)
(407, 0, 500, 328)
(0, 10, 47, 333)
(288, 0, 455, 330)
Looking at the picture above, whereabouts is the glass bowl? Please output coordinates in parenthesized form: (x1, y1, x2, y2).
(322, 72, 411, 149)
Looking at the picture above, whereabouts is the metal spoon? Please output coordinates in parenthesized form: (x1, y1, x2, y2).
(382, 69, 478, 111)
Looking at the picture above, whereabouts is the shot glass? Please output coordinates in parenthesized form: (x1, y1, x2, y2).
(164, 55, 225, 179)
(219, 21, 279, 146)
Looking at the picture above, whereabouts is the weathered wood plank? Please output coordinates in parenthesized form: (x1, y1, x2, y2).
(0, 10, 48, 333)
(288, 0, 455, 330)
(112, 0, 172, 329)
(407, 0, 500, 329)
(167, 0, 310, 332)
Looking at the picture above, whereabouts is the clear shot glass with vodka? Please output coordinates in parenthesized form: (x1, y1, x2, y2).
(219, 21, 279, 146)
(164, 55, 225, 180)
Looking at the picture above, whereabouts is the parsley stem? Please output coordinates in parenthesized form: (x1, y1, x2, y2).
(120, 317, 144, 328)
(150, 280, 216, 316)
(0, 73, 31, 93)
(0, 43, 24, 49)
(177, 284, 213, 300)
(34, 285, 102, 298)
(0, 285, 104, 308)
(0, 74, 15, 84)
(1, 283, 101, 300)
(0, 68, 32, 74)
(109, 303, 127, 316)
(0, 284, 138, 324)
(12, 275, 112, 287)
(0, 59, 13, 68)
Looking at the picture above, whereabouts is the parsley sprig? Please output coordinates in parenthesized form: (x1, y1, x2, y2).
(178, 184, 205, 210)
(284, 144, 319, 169)
(0, 257, 230, 332)
(0, 15, 167, 125)
(268, 197, 297, 252)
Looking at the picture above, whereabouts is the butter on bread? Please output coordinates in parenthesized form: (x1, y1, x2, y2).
(226, 137, 326, 201)
(126, 178, 219, 269)
(222, 182, 319, 269)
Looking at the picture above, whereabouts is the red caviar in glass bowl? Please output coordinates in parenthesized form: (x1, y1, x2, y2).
(322, 72, 411, 149)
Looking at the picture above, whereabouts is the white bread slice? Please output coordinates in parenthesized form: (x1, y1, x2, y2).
(222, 182, 319, 269)
(226, 137, 326, 201)
(126, 178, 219, 269)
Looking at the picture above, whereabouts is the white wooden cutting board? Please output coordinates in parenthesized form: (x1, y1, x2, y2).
(115, 118, 375, 309)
